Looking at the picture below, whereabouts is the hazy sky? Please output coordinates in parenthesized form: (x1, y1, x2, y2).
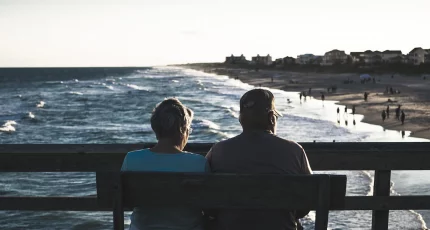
(0, 0, 429, 67)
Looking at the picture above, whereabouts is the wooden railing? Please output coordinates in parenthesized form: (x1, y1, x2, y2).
(1, 143, 430, 230)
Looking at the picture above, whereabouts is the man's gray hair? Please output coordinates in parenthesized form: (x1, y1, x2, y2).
(150, 98, 193, 139)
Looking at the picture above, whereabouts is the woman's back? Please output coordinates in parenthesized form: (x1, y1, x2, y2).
(121, 149, 208, 230)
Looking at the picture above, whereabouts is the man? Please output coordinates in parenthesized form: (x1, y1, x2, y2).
(386, 105, 390, 118)
(401, 111, 405, 125)
(395, 105, 401, 120)
(206, 89, 312, 230)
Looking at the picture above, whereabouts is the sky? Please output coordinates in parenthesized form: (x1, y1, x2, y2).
(0, 0, 429, 67)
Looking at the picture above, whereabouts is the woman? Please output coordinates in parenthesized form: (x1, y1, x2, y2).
(121, 98, 208, 230)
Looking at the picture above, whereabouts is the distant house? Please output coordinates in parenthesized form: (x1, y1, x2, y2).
(350, 52, 364, 63)
(388, 56, 404, 64)
(424, 49, 430, 64)
(408, 48, 428, 65)
(251, 54, 272, 65)
(283, 56, 296, 65)
(225, 54, 248, 64)
(275, 56, 296, 66)
(275, 58, 284, 66)
(381, 50, 403, 63)
(313, 56, 323, 65)
(296, 54, 318, 65)
(321, 49, 348, 65)
(357, 50, 384, 65)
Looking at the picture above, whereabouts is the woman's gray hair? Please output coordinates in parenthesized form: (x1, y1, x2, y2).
(150, 98, 193, 139)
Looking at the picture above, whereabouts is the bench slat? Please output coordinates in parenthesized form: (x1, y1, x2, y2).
(0, 197, 102, 211)
(120, 173, 346, 210)
(1, 143, 430, 171)
(2, 195, 429, 211)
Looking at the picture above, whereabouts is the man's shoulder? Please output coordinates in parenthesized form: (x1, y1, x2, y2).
(270, 135, 304, 150)
(213, 133, 303, 151)
(212, 135, 243, 149)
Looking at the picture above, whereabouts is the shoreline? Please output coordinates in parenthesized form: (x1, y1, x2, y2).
(180, 64, 430, 140)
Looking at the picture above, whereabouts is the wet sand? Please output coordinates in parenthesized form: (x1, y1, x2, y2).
(182, 64, 430, 140)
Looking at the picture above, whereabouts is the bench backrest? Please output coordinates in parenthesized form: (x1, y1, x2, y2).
(112, 173, 347, 230)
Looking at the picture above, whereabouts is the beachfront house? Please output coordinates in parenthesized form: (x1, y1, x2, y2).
(296, 54, 317, 65)
(321, 49, 348, 65)
(408, 47, 428, 65)
(350, 52, 364, 64)
(274, 58, 284, 66)
(425, 51, 430, 64)
(381, 50, 403, 63)
(225, 54, 248, 64)
(274, 56, 296, 67)
(355, 50, 382, 65)
(283, 56, 296, 65)
(351, 50, 404, 65)
(251, 54, 272, 65)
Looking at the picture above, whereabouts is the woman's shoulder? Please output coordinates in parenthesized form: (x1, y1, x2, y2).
(181, 151, 206, 160)
(125, 148, 152, 157)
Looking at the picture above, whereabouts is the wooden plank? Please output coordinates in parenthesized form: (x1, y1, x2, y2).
(315, 175, 330, 230)
(120, 173, 347, 209)
(96, 172, 116, 208)
(2, 195, 430, 211)
(2, 143, 430, 154)
(1, 143, 430, 171)
(329, 175, 347, 209)
(113, 173, 124, 230)
(343, 196, 430, 210)
(95, 173, 346, 210)
(0, 197, 104, 211)
(371, 170, 391, 230)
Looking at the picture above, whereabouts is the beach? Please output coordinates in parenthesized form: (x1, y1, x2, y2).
(182, 64, 430, 140)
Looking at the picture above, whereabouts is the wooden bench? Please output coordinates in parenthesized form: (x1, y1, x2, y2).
(112, 173, 347, 230)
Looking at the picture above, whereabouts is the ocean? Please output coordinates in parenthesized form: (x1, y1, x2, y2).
(0, 66, 429, 229)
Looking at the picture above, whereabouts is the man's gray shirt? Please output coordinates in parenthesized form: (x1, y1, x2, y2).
(206, 131, 312, 230)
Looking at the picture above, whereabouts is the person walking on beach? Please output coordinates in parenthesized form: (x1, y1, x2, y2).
(299, 92, 303, 101)
(386, 106, 390, 118)
(321, 93, 325, 102)
(344, 106, 347, 114)
(401, 111, 405, 125)
(364, 92, 368, 101)
(121, 98, 207, 230)
(382, 110, 386, 122)
(395, 105, 401, 120)
(206, 89, 312, 230)
(352, 105, 356, 115)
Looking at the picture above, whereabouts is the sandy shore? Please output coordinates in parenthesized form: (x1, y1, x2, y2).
(182, 64, 430, 140)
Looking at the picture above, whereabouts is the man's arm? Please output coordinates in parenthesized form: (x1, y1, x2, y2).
(203, 144, 218, 219)
(301, 148, 313, 175)
(296, 146, 312, 219)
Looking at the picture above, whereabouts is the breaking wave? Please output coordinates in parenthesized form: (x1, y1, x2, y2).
(0, 120, 17, 132)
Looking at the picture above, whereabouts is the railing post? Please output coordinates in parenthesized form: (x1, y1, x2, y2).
(113, 173, 124, 230)
(371, 170, 391, 230)
(315, 175, 330, 230)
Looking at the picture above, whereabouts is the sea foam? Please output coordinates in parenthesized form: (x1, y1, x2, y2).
(36, 101, 45, 108)
(0, 120, 17, 132)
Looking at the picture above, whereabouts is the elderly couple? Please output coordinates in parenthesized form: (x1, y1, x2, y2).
(121, 88, 313, 230)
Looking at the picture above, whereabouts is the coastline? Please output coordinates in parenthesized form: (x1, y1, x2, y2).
(180, 64, 430, 140)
